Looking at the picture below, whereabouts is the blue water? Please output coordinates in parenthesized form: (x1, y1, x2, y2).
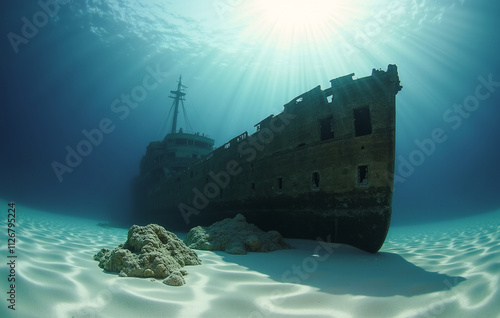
(1, 0, 499, 225)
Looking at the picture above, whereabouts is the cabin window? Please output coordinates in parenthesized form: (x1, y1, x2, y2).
(358, 165, 368, 186)
(354, 106, 372, 137)
(320, 115, 334, 141)
(192, 154, 198, 159)
(236, 133, 247, 142)
(276, 177, 283, 193)
(311, 172, 320, 190)
(175, 138, 188, 145)
(194, 141, 206, 148)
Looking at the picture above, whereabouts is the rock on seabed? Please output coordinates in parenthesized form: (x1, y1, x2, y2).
(184, 214, 291, 254)
(93, 224, 201, 286)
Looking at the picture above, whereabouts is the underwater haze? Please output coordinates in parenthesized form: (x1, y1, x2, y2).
(1, 1, 500, 317)
(1, 1, 500, 223)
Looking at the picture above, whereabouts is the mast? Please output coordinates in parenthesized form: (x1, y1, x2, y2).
(168, 75, 187, 134)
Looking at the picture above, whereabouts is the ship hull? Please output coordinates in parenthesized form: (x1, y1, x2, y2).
(139, 198, 392, 254)
(134, 65, 402, 253)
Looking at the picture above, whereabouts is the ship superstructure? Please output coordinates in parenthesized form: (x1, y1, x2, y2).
(134, 66, 402, 253)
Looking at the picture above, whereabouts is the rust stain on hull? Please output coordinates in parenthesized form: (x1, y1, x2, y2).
(134, 65, 402, 253)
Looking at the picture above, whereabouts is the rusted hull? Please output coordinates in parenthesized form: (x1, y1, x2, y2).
(134, 65, 402, 253)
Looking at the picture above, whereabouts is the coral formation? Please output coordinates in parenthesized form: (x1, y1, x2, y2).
(184, 214, 290, 254)
(93, 224, 201, 285)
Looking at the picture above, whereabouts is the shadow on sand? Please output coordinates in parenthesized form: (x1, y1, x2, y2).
(217, 238, 466, 297)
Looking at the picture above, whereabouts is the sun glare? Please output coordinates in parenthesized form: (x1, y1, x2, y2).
(261, 0, 330, 29)
(250, 0, 350, 47)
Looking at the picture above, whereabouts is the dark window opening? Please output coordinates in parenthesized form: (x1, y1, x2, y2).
(236, 133, 247, 142)
(194, 141, 208, 148)
(320, 116, 334, 141)
(192, 154, 198, 159)
(175, 138, 188, 145)
(358, 165, 368, 186)
(354, 107, 372, 137)
(312, 172, 320, 190)
(276, 177, 283, 193)
(251, 182, 255, 190)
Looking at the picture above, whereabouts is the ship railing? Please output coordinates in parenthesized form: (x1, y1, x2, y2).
(163, 68, 396, 179)
(178, 130, 249, 173)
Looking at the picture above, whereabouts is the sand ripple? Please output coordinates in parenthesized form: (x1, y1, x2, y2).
(1, 200, 499, 318)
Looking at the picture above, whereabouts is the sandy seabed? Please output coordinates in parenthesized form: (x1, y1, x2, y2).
(1, 199, 499, 318)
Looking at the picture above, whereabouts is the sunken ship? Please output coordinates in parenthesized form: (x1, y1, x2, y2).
(133, 65, 402, 253)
